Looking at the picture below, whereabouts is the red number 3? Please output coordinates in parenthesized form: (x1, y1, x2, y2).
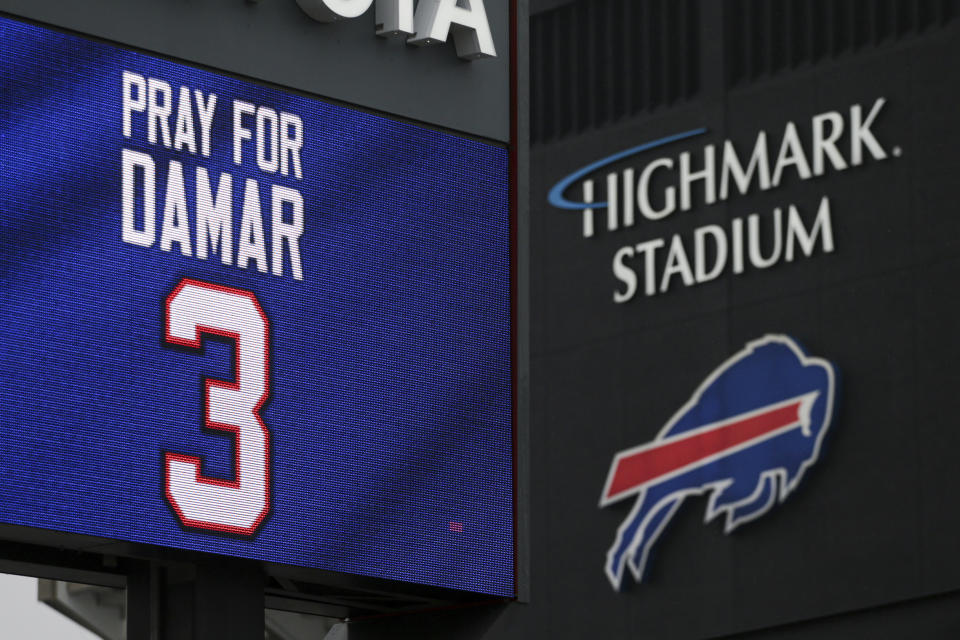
(163, 278, 271, 536)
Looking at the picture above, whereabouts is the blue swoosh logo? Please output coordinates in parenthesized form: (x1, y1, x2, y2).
(547, 128, 709, 210)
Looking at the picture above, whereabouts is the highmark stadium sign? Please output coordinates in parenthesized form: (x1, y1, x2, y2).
(0, 16, 513, 596)
(548, 98, 895, 304)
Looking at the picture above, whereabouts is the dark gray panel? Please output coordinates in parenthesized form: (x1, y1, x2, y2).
(725, 589, 960, 639)
(0, 0, 509, 141)
(530, 0, 576, 15)
(517, 23, 960, 639)
(530, 0, 702, 144)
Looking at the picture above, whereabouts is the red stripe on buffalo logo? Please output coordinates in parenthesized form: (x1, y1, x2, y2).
(603, 394, 817, 504)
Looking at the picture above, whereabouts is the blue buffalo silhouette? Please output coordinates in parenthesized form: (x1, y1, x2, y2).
(600, 335, 837, 590)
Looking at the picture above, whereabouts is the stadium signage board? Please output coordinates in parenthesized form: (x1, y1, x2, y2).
(0, 15, 514, 597)
(547, 99, 896, 304)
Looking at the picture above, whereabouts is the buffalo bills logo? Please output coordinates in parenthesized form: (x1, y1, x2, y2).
(600, 335, 838, 590)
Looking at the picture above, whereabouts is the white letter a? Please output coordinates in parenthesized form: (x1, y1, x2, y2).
(409, 0, 497, 59)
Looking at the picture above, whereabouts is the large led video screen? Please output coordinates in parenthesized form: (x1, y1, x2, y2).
(0, 15, 513, 597)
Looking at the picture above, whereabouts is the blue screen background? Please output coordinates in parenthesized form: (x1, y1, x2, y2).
(0, 16, 513, 596)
